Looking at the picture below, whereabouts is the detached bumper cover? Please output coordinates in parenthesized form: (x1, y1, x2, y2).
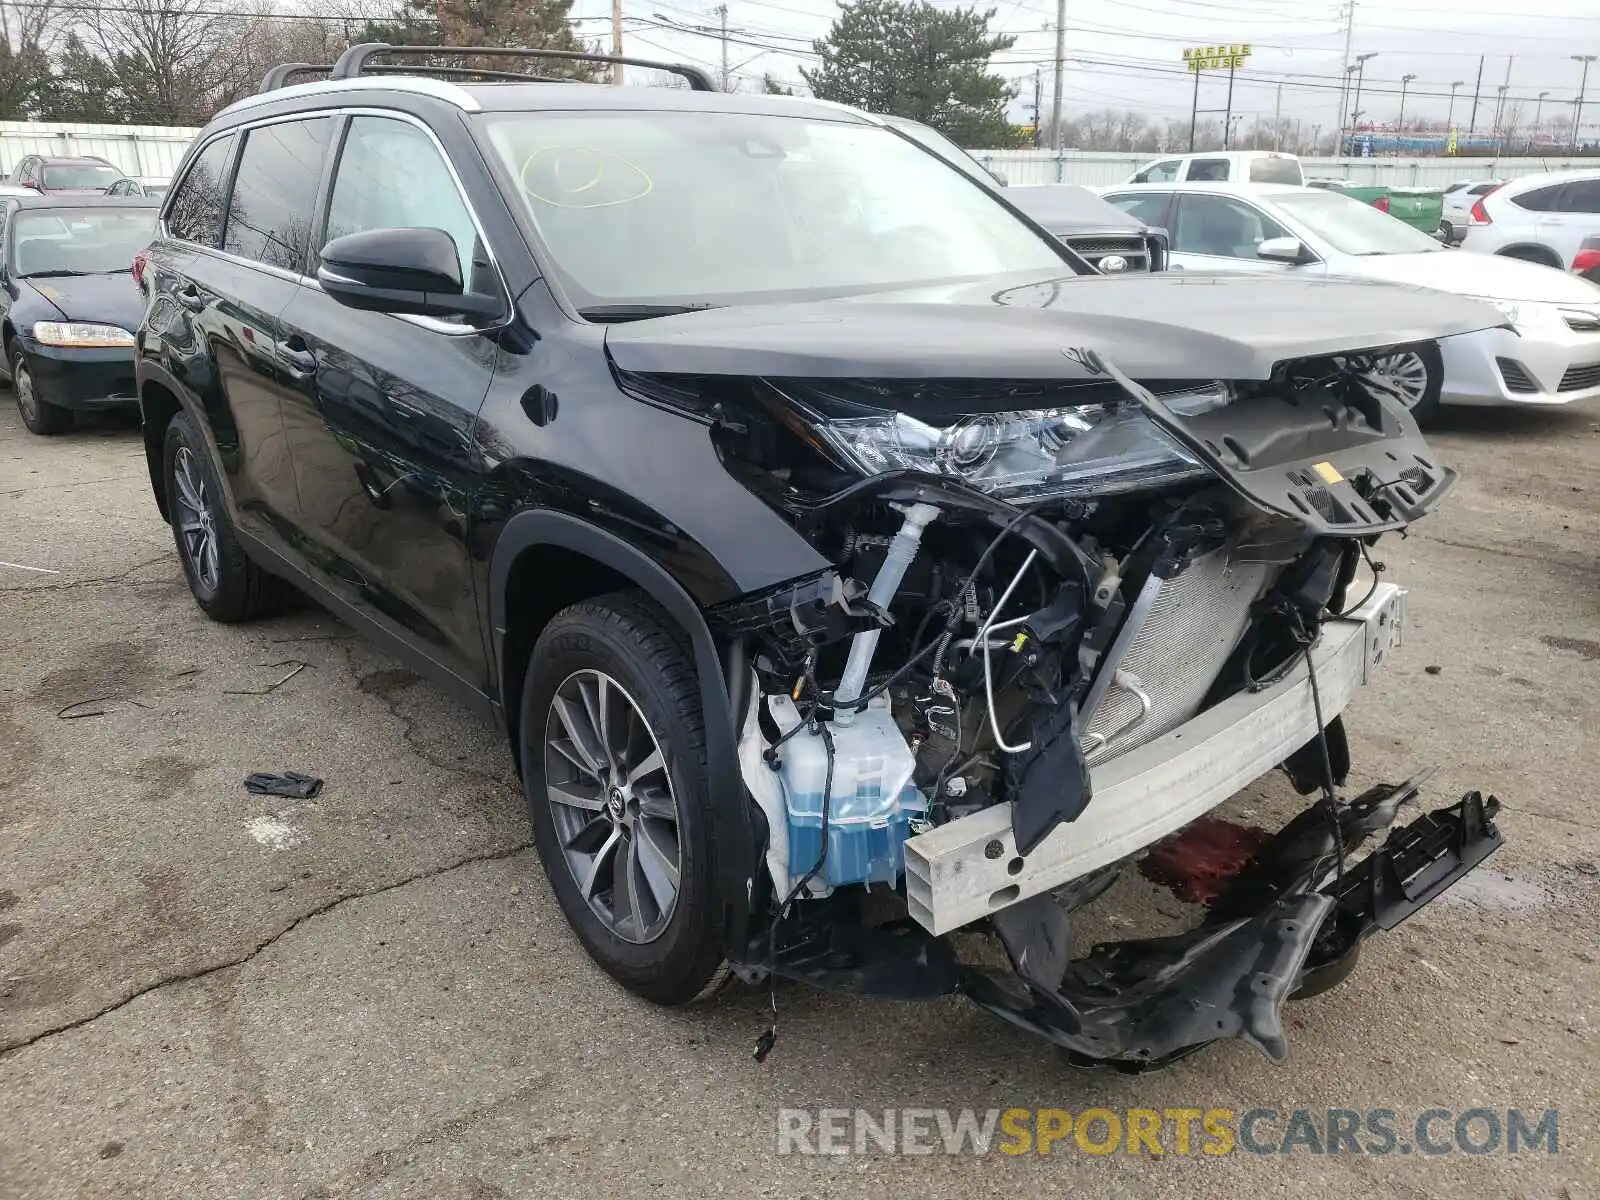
(963, 787, 1502, 1068)
(906, 582, 1407, 936)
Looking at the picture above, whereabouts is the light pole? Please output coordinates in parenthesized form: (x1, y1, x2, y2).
(1447, 80, 1464, 134)
(1351, 52, 1378, 148)
(1398, 73, 1417, 140)
(1574, 55, 1597, 152)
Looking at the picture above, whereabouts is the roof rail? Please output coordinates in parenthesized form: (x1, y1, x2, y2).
(328, 42, 717, 92)
(259, 63, 332, 91)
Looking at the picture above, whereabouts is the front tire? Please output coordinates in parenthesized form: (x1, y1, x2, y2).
(162, 410, 277, 622)
(9, 344, 74, 435)
(520, 593, 730, 1005)
(1367, 342, 1444, 425)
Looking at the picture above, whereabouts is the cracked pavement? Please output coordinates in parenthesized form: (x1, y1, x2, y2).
(1, 398, 1598, 1199)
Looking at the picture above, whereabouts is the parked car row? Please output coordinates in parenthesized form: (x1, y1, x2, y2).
(1, 43, 1520, 1076)
(2, 153, 169, 200)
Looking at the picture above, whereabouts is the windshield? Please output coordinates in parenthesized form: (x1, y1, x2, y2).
(885, 119, 995, 185)
(11, 209, 155, 276)
(1248, 156, 1303, 184)
(1273, 190, 1444, 255)
(42, 163, 122, 190)
(478, 110, 1069, 310)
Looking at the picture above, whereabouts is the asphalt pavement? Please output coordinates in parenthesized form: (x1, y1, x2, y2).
(0, 396, 1596, 1199)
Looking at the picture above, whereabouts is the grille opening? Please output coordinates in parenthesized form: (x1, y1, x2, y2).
(1497, 357, 1538, 393)
(1558, 362, 1600, 392)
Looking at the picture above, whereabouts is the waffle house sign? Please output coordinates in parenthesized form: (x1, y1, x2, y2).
(1184, 44, 1252, 72)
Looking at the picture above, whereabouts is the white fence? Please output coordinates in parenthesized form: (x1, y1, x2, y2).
(3, 120, 1591, 190)
(969, 148, 1596, 188)
(0, 121, 200, 180)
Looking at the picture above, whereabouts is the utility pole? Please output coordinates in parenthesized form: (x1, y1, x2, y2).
(1337, 0, 1357, 135)
(1188, 66, 1200, 151)
(1575, 55, 1597, 152)
(1222, 58, 1237, 147)
(1274, 81, 1282, 150)
(1051, 0, 1066, 153)
(715, 3, 729, 91)
(1032, 68, 1042, 147)
(1398, 73, 1416, 151)
(611, 0, 625, 85)
(1468, 55, 1484, 136)
(1493, 56, 1513, 144)
(1447, 80, 1463, 135)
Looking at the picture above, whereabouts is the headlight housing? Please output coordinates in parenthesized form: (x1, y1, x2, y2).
(779, 382, 1224, 502)
(31, 321, 136, 348)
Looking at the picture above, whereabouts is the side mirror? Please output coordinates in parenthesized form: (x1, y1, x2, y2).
(316, 227, 502, 322)
(1257, 236, 1310, 265)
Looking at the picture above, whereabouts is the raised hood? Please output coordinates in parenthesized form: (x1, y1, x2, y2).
(604, 270, 1504, 381)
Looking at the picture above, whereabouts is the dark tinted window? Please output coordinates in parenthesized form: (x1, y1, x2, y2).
(1469, 182, 1499, 195)
(1186, 158, 1230, 182)
(167, 134, 236, 247)
(224, 118, 332, 271)
(1559, 180, 1600, 213)
(1512, 184, 1566, 212)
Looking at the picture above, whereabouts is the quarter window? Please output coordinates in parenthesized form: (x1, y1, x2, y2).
(1511, 184, 1566, 212)
(324, 116, 482, 289)
(223, 118, 332, 271)
(166, 134, 236, 247)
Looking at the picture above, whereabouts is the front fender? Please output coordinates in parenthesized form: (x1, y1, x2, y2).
(488, 509, 759, 961)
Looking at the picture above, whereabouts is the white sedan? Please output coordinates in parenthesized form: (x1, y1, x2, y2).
(1100, 181, 1600, 417)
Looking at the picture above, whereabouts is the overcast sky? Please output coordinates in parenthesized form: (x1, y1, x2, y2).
(565, 0, 1600, 137)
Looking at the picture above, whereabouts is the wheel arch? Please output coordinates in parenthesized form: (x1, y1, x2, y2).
(1494, 242, 1563, 268)
(488, 509, 757, 958)
(139, 378, 184, 522)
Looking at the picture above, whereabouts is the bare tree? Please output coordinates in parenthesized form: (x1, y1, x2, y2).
(69, 0, 249, 125)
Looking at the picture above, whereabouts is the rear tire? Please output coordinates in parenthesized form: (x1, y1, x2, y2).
(520, 592, 730, 1005)
(162, 410, 278, 623)
(9, 344, 74, 435)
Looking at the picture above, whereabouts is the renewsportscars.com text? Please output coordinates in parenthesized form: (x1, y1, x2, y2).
(776, 1106, 1559, 1157)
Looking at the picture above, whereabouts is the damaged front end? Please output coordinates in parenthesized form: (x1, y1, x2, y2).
(608, 292, 1506, 1067)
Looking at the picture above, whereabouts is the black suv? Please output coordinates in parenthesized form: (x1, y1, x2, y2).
(137, 45, 1506, 1068)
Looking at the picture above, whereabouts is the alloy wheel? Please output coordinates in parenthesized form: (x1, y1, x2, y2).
(13, 358, 38, 424)
(543, 668, 683, 944)
(172, 446, 220, 596)
(1366, 351, 1430, 409)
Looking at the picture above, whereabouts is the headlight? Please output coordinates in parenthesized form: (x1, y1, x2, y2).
(31, 321, 136, 348)
(790, 386, 1222, 502)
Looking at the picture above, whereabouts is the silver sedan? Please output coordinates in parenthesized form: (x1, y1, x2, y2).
(1100, 181, 1600, 419)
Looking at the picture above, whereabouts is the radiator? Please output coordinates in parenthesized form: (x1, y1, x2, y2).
(1081, 546, 1276, 765)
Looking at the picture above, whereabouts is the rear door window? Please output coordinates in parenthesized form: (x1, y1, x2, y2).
(167, 134, 237, 247)
(1185, 158, 1231, 182)
(223, 117, 333, 272)
(1248, 156, 1303, 184)
(1512, 184, 1567, 212)
(1557, 180, 1600, 213)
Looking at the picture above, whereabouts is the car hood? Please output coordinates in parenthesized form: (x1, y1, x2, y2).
(1005, 186, 1148, 235)
(1339, 249, 1600, 304)
(19, 273, 144, 331)
(604, 270, 1504, 382)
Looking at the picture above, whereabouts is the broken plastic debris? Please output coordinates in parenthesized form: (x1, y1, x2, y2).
(243, 771, 324, 799)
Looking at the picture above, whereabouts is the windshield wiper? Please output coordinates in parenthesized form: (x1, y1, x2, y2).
(578, 303, 721, 323)
(23, 269, 94, 278)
